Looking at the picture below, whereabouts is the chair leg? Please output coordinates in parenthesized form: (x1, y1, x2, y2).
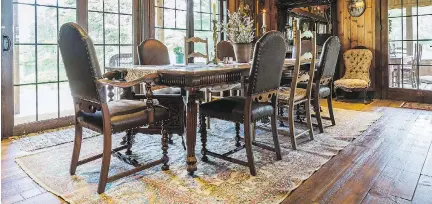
(244, 119, 256, 176)
(288, 105, 297, 150)
(235, 122, 241, 147)
(125, 130, 134, 155)
(363, 89, 368, 104)
(200, 114, 208, 162)
(271, 114, 282, 160)
(97, 127, 113, 194)
(305, 101, 315, 140)
(327, 95, 336, 126)
(70, 123, 83, 175)
(252, 122, 256, 142)
(207, 92, 212, 129)
(314, 98, 324, 133)
(161, 125, 170, 171)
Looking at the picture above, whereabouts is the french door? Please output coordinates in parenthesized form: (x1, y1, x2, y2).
(4, 0, 136, 137)
(2, 0, 14, 138)
(386, 0, 432, 102)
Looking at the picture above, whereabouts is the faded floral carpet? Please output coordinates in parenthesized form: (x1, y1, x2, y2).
(15, 108, 381, 203)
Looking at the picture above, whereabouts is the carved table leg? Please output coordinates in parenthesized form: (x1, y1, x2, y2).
(185, 89, 198, 175)
(235, 122, 241, 147)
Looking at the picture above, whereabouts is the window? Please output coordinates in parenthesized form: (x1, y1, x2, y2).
(13, 0, 77, 124)
(154, 0, 187, 64)
(388, 1, 432, 91)
(88, 0, 134, 70)
(193, 0, 226, 62)
(155, 0, 226, 64)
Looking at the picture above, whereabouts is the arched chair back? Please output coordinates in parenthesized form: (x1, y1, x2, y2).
(247, 31, 286, 96)
(216, 41, 236, 61)
(137, 39, 170, 65)
(58, 22, 104, 104)
(316, 36, 341, 86)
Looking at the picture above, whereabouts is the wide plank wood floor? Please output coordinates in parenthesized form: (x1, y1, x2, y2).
(2, 99, 432, 204)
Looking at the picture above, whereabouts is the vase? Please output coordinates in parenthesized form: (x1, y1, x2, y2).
(175, 54, 184, 64)
(233, 43, 252, 63)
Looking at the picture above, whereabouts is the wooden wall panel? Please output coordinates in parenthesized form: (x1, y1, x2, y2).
(337, 0, 378, 90)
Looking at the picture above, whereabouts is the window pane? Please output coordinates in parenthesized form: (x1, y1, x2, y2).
(14, 45, 36, 84)
(176, 0, 186, 10)
(164, 9, 176, 28)
(37, 6, 57, 43)
(193, 0, 200, 12)
(120, 0, 133, 14)
(389, 17, 403, 41)
(104, 0, 119, 13)
(88, 12, 104, 44)
(59, 82, 74, 117)
(14, 85, 37, 125)
(58, 0, 76, 8)
(37, 0, 56, 6)
(38, 83, 59, 121)
(59, 53, 68, 81)
(176, 10, 187, 29)
(105, 46, 120, 67)
(120, 15, 133, 44)
(202, 13, 211, 30)
(59, 8, 76, 29)
(14, 0, 35, 3)
(105, 13, 120, 44)
(194, 12, 201, 30)
(201, 0, 210, 13)
(37, 45, 58, 82)
(418, 15, 432, 40)
(14, 4, 35, 43)
(89, 0, 103, 11)
(195, 31, 213, 62)
(420, 43, 432, 65)
(402, 16, 417, 41)
(164, 0, 175, 9)
(418, 6, 432, 15)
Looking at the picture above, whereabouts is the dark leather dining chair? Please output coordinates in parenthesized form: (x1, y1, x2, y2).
(297, 36, 340, 133)
(59, 23, 170, 194)
(199, 31, 286, 176)
(135, 39, 184, 142)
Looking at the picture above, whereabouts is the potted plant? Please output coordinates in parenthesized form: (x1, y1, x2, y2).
(221, 8, 255, 63)
(173, 46, 184, 64)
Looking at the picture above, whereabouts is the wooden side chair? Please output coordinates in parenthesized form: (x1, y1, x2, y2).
(204, 40, 242, 129)
(334, 47, 373, 103)
(184, 37, 209, 64)
(135, 39, 185, 143)
(59, 23, 170, 194)
(199, 31, 286, 176)
(278, 30, 317, 150)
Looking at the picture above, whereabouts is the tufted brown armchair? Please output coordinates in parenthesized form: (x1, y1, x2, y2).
(334, 47, 373, 103)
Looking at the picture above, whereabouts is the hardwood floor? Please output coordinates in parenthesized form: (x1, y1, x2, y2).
(1, 99, 432, 204)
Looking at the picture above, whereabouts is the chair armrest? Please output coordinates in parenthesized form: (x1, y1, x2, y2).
(96, 73, 160, 88)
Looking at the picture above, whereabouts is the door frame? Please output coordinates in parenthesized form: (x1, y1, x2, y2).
(1, 0, 14, 139)
(380, 0, 432, 103)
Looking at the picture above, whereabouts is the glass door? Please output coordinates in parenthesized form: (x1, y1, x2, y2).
(13, 0, 77, 125)
(388, 0, 432, 102)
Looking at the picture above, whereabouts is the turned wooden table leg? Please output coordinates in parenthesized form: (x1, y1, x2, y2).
(185, 89, 198, 176)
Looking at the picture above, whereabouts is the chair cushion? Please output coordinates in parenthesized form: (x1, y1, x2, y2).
(153, 87, 182, 95)
(334, 79, 369, 89)
(278, 87, 307, 102)
(199, 96, 274, 122)
(297, 82, 331, 98)
(77, 100, 169, 133)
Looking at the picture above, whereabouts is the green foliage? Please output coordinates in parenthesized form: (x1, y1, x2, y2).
(173, 46, 184, 55)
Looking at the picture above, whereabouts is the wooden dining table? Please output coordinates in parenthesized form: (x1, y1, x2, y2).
(106, 59, 308, 175)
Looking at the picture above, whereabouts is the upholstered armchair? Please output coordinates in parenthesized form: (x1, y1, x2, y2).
(334, 47, 373, 103)
(199, 31, 286, 176)
(59, 23, 170, 194)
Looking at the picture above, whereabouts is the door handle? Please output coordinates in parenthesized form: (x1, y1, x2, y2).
(2, 35, 12, 51)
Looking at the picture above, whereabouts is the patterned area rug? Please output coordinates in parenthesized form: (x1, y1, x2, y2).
(15, 108, 381, 203)
(400, 102, 432, 111)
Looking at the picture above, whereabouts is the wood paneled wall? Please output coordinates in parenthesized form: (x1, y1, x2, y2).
(337, 0, 380, 90)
